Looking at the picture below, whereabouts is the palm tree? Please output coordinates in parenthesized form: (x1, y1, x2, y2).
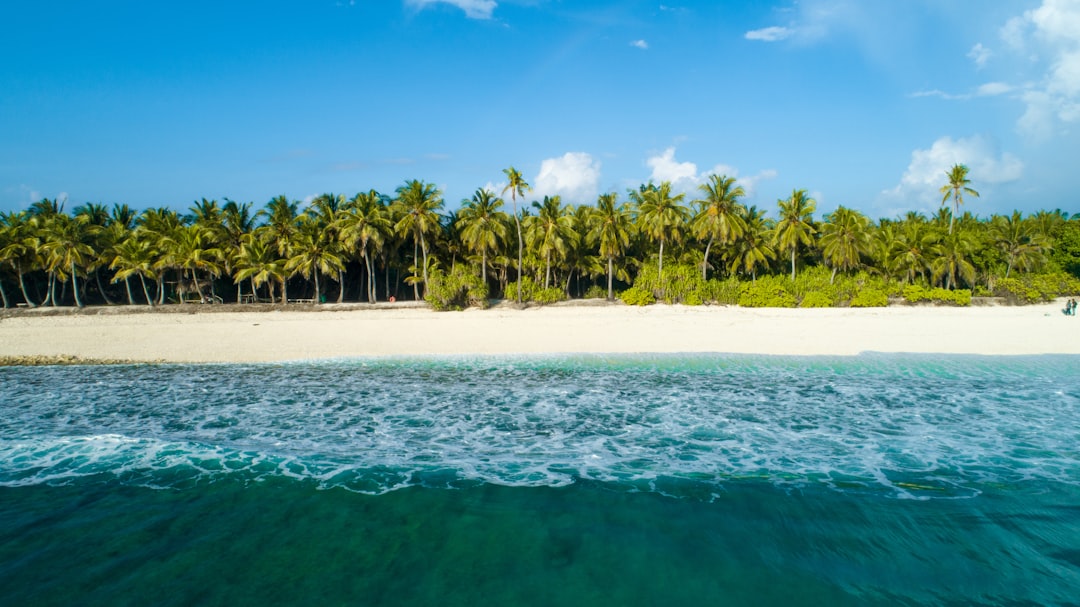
(691, 174, 746, 280)
(991, 211, 1049, 277)
(110, 234, 156, 305)
(893, 220, 941, 284)
(774, 189, 817, 280)
(39, 213, 98, 307)
(338, 190, 391, 303)
(940, 163, 979, 235)
(587, 193, 632, 300)
(819, 206, 871, 283)
(931, 229, 976, 290)
(456, 188, 509, 292)
(136, 207, 184, 304)
(727, 205, 775, 281)
(526, 195, 576, 290)
(167, 225, 223, 303)
(393, 180, 443, 300)
(633, 181, 688, 288)
(0, 211, 42, 307)
(285, 214, 344, 303)
(502, 167, 531, 304)
(232, 233, 280, 303)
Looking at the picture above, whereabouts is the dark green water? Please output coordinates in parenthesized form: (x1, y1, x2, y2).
(1, 355, 1079, 605)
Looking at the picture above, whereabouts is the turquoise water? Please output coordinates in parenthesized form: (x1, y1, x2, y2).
(1, 354, 1078, 605)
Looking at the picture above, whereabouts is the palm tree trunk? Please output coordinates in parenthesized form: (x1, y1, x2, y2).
(191, 269, 206, 302)
(16, 266, 37, 308)
(367, 254, 376, 303)
(545, 254, 551, 290)
(313, 266, 321, 303)
(139, 275, 152, 306)
(514, 211, 523, 305)
(123, 276, 134, 305)
(0, 279, 9, 308)
(607, 257, 614, 301)
(412, 240, 420, 301)
(481, 251, 487, 286)
(72, 262, 84, 308)
(95, 271, 115, 305)
(658, 239, 665, 298)
(702, 235, 714, 280)
(282, 277, 288, 304)
(790, 248, 796, 280)
(337, 269, 344, 303)
(419, 232, 429, 298)
(830, 267, 837, 284)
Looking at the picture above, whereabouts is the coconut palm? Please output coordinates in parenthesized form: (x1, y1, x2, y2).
(393, 180, 443, 300)
(167, 225, 223, 303)
(691, 174, 746, 280)
(0, 211, 42, 307)
(991, 211, 1049, 277)
(587, 192, 633, 300)
(39, 213, 98, 307)
(285, 214, 344, 303)
(940, 164, 979, 235)
(136, 207, 184, 304)
(232, 233, 282, 303)
(819, 206, 871, 283)
(338, 190, 391, 303)
(633, 181, 688, 287)
(502, 167, 531, 304)
(456, 188, 509, 292)
(110, 234, 156, 305)
(526, 195, 576, 290)
(893, 221, 941, 284)
(931, 229, 977, 290)
(727, 205, 775, 281)
(774, 189, 817, 280)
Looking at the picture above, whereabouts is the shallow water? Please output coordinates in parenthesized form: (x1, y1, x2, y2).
(1, 354, 1078, 605)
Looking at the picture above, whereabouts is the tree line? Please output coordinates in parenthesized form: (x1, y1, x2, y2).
(1, 164, 1078, 309)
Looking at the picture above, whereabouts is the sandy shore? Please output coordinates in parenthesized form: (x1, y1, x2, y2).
(1, 300, 1077, 363)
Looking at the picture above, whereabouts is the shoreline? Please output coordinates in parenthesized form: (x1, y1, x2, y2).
(1, 300, 1077, 364)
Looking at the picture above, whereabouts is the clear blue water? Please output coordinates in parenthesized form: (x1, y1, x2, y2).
(1, 354, 1078, 605)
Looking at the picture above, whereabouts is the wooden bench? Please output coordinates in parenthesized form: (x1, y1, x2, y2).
(288, 298, 316, 304)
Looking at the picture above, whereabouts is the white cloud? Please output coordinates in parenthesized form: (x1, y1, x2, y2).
(996, 0, 1080, 138)
(646, 147, 698, 188)
(644, 148, 777, 197)
(533, 152, 601, 203)
(968, 43, 992, 68)
(631, 39, 648, 50)
(976, 81, 1013, 96)
(405, 0, 496, 20)
(883, 135, 1024, 210)
(745, 26, 793, 42)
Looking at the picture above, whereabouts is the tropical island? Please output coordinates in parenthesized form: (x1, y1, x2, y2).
(2, 165, 1080, 364)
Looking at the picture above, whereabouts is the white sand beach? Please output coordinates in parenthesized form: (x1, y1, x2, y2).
(1, 301, 1077, 363)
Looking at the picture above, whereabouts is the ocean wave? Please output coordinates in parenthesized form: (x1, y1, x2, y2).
(1, 354, 1078, 498)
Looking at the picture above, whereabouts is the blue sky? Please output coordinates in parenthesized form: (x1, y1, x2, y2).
(2, 0, 1078, 220)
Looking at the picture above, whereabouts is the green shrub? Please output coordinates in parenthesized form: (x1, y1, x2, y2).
(505, 276, 567, 305)
(619, 286, 656, 306)
(425, 267, 489, 311)
(902, 284, 970, 306)
(799, 291, 834, 308)
(632, 263, 712, 304)
(850, 288, 888, 307)
(738, 277, 796, 308)
(993, 272, 1080, 303)
(583, 285, 608, 300)
(532, 287, 566, 304)
(707, 277, 742, 305)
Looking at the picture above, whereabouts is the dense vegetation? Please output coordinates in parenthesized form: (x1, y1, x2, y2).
(1, 167, 1078, 310)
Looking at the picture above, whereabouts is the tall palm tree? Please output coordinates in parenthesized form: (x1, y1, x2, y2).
(232, 233, 281, 303)
(893, 220, 941, 284)
(633, 181, 688, 286)
(691, 174, 746, 280)
(526, 195, 576, 290)
(456, 188, 509, 291)
(774, 189, 817, 280)
(393, 180, 443, 300)
(136, 207, 184, 304)
(940, 163, 979, 235)
(110, 234, 156, 305)
(0, 211, 42, 307)
(991, 211, 1049, 277)
(338, 190, 391, 303)
(931, 229, 976, 290)
(167, 225, 223, 303)
(727, 205, 775, 281)
(39, 213, 98, 307)
(502, 167, 531, 304)
(285, 214, 344, 303)
(587, 193, 632, 300)
(819, 206, 871, 283)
